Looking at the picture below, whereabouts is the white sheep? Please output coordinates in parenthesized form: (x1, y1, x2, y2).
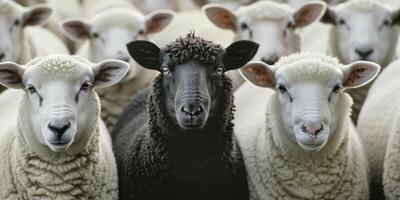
(62, 8, 174, 130)
(357, 59, 400, 199)
(0, 54, 129, 200)
(0, 0, 68, 64)
(235, 53, 380, 199)
(192, 1, 325, 89)
(305, 0, 400, 122)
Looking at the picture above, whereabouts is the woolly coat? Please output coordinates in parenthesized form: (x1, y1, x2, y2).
(0, 87, 118, 199)
(112, 35, 249, 200)
(236, 93, 369, 200)
(357, 59, 400, 199)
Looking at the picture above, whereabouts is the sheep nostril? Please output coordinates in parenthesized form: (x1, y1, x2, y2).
(48, 122, 71, 139)
(301, 123, 324, 138)
(355, 48, 374, 59)
(181, 105, 203, 118)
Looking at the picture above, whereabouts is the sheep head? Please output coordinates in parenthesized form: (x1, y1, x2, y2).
(240, 53, 380, 152)
(0, 55, 128, 153)
(204, 1, 325, 65)
(62, 8, 174, 83)
(321, 0, 400, 66)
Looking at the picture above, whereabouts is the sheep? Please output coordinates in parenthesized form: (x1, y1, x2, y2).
(202, 1, 326, 89)
(235, 53, 380, 199)
(111, 32, 259, 200)
(62, 8, 174, 130)
(0, 54, 129, 200)
(357, 59, 400, 199)
(313, 0, 400, 122)
(0, 0, 68, 64)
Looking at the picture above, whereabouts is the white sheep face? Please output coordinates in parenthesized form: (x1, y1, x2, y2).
(240, 56, 380, 152)
(0, 56, 128, 152)
(205, 1, 325, 65)
(0, 1, 51, 62)
(63, 8, 173, 82)
(322, 1, 399, 66)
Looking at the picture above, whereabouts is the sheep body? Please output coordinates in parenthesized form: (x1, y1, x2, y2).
(357, 59, 400, 199)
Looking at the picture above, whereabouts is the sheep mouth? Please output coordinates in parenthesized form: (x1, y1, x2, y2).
(48, 140, 70, 146)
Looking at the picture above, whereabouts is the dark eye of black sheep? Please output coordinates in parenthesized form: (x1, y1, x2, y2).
(14, 19, 20, 26)
(278, 84, 287, 94)
(92, 32, 99, 38)
(240, 22, 248, 30)
(26, 85, 36, 94)
(80, 81, 92, 91)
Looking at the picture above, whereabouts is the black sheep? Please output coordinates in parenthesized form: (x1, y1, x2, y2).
(112, 32, 259, 200)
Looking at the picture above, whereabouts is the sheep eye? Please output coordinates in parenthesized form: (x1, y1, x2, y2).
(92, 32, 99, 38)
(26, 85, 36, 94)
(332, 84, 341, 93)
(80, 81, 92, 91)
(278, 84, 287, 94)
(138, 29, 144, 34)
(383, 19, 391, 26)
(286, 22, 294, 29)
(13, 19, 20, 26)
(338, 19, 346, 25)
(240, 23, 248, 30)
(162, 67, 170, 75)
(216, 67, 224, 75)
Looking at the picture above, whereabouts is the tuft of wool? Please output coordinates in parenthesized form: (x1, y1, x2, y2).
(236, 1, 293, 21)
(337, 0, 391, 11)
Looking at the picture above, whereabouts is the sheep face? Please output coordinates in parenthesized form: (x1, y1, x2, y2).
(240, 56, 380, 152)
(321, 1, 400, 66)
(127, 39, 258, 130)
(205, 1, 325, 65)
(62, 9, 173, 82)
(0, 1, 51, 62)
(0, 56, 128, 152)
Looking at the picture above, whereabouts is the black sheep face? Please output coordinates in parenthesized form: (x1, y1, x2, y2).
(127, 35, 258, 130)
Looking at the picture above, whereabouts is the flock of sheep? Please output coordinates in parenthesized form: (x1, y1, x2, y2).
(0, 0, 400, 199)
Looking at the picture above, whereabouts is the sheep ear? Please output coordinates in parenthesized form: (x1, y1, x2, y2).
(240, 61, 275, 88)
(204, 4, 237, 31)
(294, 2, 326, 27)
(222, 40, 259, 71)
(145, 10, 174, 34)
(126, 40, 161, 71)
(342, 61, 381, 89)
(0, 62, 24, 89)
(62, 19, 92, 41)
(320, 6, 336, 24)
(22, 5, 52, 26)
(92, 60, 129, 88)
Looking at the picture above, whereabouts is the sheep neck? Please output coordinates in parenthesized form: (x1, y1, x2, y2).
(147, 75, 236, 154)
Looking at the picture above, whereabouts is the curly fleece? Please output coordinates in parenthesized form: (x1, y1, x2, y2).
(112, 33, 249, 200)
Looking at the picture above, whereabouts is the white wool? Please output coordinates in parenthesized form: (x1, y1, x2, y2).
(337, 0, 391, 11)
(358, 59, 400, 198)
(82, 0, 136, 18)
(236, 1, 294, 21)
(91, 8, 144, 33)
(234, 53, 369, 199)
(0, 56, 118, 199)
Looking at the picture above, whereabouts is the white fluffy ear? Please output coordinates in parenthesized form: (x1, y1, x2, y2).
(294, 2, 326, 27)
(203, 4, 237, 31)
(240, 61, 275, 88)
(0, 62, 24, 89)
(62, 19, 92, 41)
(145, 10, 174, 34)
(22, 5, 52, 26)
(92, 59, 129, 88)
(342, 61, 381, 89)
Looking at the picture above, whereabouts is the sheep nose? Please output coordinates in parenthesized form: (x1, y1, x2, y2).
(181, 103, 204, 119)
(48, 122, 71, 140)
(301, 121, 324, 138)
(355, 47, 374, 59)
(0, 52, 5, 60)
(261, 56, 279, 65)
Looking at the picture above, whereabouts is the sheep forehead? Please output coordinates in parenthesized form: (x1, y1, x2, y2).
(92, 8, 144, 32)
(275, 53, 343, 84)
(338, 0, 391, 12)
(236, 1, 293, 21)
(25, 55, 92, 81)
(0, 0, 21, 16)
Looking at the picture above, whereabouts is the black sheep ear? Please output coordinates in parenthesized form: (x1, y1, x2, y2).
(222, 40, 259, 71)
(320, 7, 336, 24)
(126, 40, 161, 71)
